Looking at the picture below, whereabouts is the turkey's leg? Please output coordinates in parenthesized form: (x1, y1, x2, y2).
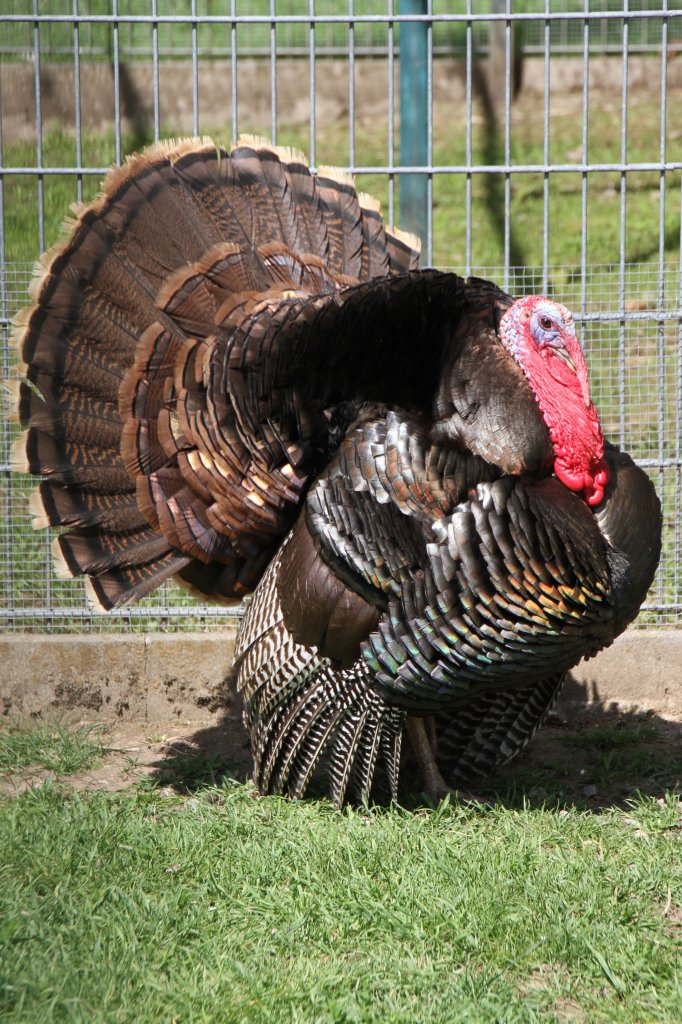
(406, 715, 453, 801)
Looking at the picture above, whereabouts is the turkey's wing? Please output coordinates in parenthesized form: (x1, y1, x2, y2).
(285, 416, 619, 714)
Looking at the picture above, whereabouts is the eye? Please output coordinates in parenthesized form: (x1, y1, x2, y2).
(539, 315, 554, 331)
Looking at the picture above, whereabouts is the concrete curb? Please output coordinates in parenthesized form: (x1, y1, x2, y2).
(1, 629, 681, 724)
(0, 630, 238, 724)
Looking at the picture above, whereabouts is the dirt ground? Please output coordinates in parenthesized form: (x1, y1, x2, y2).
(3, 701, 681, 812)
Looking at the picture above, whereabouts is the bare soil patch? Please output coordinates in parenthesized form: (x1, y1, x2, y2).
(3, 702, 681, 812)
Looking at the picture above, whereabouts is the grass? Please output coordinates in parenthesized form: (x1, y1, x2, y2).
(0, 717, 106, 775)
(1, 717, 681, 1024)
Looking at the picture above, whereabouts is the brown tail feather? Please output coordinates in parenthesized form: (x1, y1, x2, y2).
(31, 484, 143, 531)
(385, 227, 421, 273)
(177, 556, 260, 601)
(315, 168, 365, 277)
(55, 524, 171, 578)
(17, 382, 122, 449)
(170, 140, 263, 255)
(358, 193, 390, 280)
(275, 152, 330, 263)
(14, 135, 422, 610)
(13, 429, 131, 491)
(85, 551, 193, 612)
(231, 142, 307, 257)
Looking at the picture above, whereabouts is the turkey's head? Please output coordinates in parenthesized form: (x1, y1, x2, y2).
(500, 295, 609, 507)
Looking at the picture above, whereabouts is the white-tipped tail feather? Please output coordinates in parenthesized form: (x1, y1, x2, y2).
(235, 134, 309, 168)
(9, 434, 29, 474)
(51, 535, 77, 579)
(29, 487, 50, 530)
(84, 575, 112, 614)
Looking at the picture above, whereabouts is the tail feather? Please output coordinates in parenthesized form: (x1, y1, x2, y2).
(13, 429, 131, 491)
(17, 383, 122, 449)
(31, 484, 144, 532)
(171, 140, 277, 257)
(18, 294, 135, 401)
(385, 227, 421, 273)
(55, 524, 171, 578)
(316, 168, 364, 278)
(85, 550, 192, 611)
(232, 142, 308, 258)
(175, 557, 249, 603)
(160, 483, 239, 564)
(101, 145, 223, 274)
(358, 193, 390, 280)
(14, 135, 421, 612)
(154, 243, 245, 333)
(274, 152, 331, 264)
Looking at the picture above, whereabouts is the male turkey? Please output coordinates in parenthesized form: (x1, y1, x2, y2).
(12, 137, 661, 803)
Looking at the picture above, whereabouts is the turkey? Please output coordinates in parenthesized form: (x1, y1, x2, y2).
(11, 136, 661, 804)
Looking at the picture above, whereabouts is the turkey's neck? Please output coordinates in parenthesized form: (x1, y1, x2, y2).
(531, 377, 608, 506)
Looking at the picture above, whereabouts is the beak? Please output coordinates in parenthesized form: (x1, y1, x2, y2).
(550, 345, 577, 373)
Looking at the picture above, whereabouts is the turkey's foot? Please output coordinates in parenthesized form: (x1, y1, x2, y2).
(405, 716, 484, 805)
(406, 715, 456, 802)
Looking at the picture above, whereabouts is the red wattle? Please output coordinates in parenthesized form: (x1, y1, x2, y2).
(555, 456, 610, 508)
(584, 458, 610, 506)
(585, 484, 605, 507)
(553, 460, 585, 492)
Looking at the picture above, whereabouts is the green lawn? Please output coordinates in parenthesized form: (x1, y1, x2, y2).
(1, 717, 681, 1023)
(2, 1, 682, 67)
(0, 718, 106, 775)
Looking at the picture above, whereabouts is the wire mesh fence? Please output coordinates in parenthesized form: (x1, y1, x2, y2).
(1, 2, 681, 631)
(1, 1, 681, 60)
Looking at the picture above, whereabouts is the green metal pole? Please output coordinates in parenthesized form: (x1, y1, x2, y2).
(399, 0, 428, 256)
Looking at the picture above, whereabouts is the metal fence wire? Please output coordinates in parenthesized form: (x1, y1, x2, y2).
(1, 1, 681, 632)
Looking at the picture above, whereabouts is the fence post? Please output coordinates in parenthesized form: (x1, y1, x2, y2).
(399, 0, 428, 253)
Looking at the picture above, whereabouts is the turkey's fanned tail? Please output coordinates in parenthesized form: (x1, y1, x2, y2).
(12, 137, 421, 609)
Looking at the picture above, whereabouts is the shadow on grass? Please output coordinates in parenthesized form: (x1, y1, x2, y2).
(147, 690, 252, 795)
(148, 678, 682, 813)
(454, 703, 682, 815)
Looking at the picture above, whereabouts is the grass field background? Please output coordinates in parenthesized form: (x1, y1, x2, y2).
(1, 716, 681, 1023)
(2, 1, 681, 65)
